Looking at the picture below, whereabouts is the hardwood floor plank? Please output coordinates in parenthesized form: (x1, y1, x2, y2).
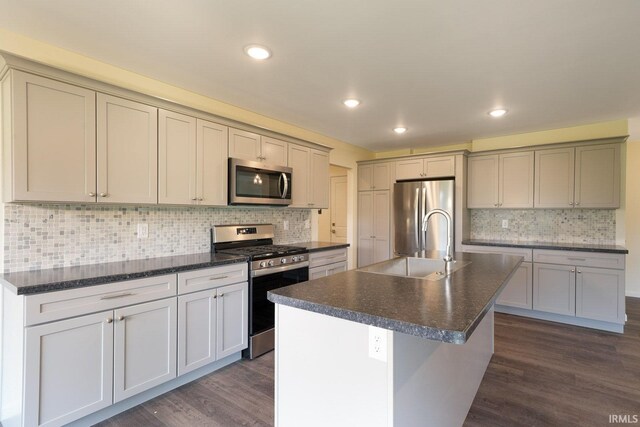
(98, 297, 640, 427)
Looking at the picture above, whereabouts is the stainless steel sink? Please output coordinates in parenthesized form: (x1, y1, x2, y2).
(358, 256, 471, 280)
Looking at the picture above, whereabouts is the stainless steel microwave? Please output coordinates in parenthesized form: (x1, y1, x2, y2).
(228, 158, 292, 206)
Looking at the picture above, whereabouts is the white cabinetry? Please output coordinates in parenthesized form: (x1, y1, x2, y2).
(228, 128, 287, 166)
(358, 163, 391, 191)
(358, 191, 390, 267)
(97, 93, 158, 204)
(309, 248, 348, 279)
(288, 144, 330, 208)
(467, 152, 534, 208)
(396, 156, 454, 180)
(177, 266, 248, 375)
(159, 110, 228, 206)
(533, 263, 576, 315)
(534, 144, 620, 208)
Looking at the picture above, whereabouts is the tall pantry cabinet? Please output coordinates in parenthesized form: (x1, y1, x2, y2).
(357, 162, 391, 267)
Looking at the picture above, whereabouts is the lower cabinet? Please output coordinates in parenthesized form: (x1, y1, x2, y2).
(24, 298, 177, 426)
(308, 248, 349, 279)
(533, 263, 576, 316)
(576, 267, 625, 323)
(496, 262, 533, 309)
(177, 282, 248, 375)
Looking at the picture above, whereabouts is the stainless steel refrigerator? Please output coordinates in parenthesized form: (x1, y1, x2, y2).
(393, 179, 454, 256)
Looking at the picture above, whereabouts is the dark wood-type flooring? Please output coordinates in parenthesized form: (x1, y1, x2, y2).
(97, 298, 640, 427)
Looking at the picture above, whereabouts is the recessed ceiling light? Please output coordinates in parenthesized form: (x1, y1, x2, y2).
(343, 99, 361, 108)
(393, 127, 407, 134)
(488, 108, 508, 118)
(244, 45, 272, 60)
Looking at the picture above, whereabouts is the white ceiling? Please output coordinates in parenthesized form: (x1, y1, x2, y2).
(1, 0, 639, 151)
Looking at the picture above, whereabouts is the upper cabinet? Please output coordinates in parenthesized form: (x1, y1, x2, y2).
(228, 128, 287, 166)
(159, 110, 228, 206)
(535, 144, 620, 208)
(468, 152, 534, 208)
(358, 163, 390, 191)
(97, 94, 158, 204)
(396, 155, 455, 181)
(288, 144, 330, 208)
(4, 71, 97, 203)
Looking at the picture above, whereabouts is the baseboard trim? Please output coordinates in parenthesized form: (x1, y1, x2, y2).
(495, 305, 624, 333)
(625, 291, 640, 298)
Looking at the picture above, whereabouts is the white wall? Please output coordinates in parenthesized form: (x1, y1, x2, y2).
(624, 118, 640, 296)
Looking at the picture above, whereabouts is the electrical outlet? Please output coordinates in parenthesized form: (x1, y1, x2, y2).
(137, 223, 148, 239)
(304, 219, 311, 229)
(368, 326, 387, 362)
(502, 219, 509, 229)
(283, 220, 289, 230)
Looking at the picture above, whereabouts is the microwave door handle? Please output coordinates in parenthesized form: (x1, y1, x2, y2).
(281, 173, 289, 198)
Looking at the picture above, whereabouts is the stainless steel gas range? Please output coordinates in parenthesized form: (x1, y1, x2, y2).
(211, 224, 309, 359)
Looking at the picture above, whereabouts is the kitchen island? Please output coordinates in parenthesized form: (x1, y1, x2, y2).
(268, 251, 522, 427)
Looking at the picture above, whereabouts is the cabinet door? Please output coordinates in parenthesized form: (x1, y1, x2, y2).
(357, 192, 374, 267)
(424, 156, 455, 178)
(97, 94, 158, 204)
(178, 289, 217, 376)
(310, 149, 330, 208)
(197, 119, 228, 206)
(309, 266, 329, 280)
(500, 152, 534, 208)
(113, 298, 177, 402)
(575, 144, 620, 208)
(228, 128, 260, 161)
(534, 148, 575, 208)
(373, 163, 391, 190)
(11, 71, 97, 203)
(497, 262, 533, 309)
(358, 165, 373, 191)
(396, 158, 424, 180)
(576, 267, 625, 323)
(216, 282, 249, 359)
(24, 311, 113, 427)
(261, 136, 288, 166)
(467, 155, 499, 208)
(373, 191, 390, 263)
(533, 263, 576, 316)
(158, 109, 197, 205)
(327, 261, 348, 276)
(288, 144, 310, 207)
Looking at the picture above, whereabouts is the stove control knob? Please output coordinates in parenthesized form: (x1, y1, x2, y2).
(281, 258, 288, 264)
(268, 260, 275, 267)
(259, 261, 267, 268)
(298, 255, 305, 261)
(291, 256, 299, 262)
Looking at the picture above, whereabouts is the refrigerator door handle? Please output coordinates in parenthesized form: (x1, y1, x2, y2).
(415, 187, 421, 254)
(421, 185, 428, 253)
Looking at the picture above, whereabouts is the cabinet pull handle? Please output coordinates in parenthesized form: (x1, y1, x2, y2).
(213, 294, 217, 299)
(106, 318, 113, 324)
(99, 192, 108, 198)
(89, 192, 96, 197)
(570, 269, 575, 273)
(494, 203, 499, 207)
(575, 202, 580, 206)
(219, 294, 224, 298)
(209, 275, 229, 281)
(567, 257, 586, 261)
(569, 202, 574, 206)
(118, 315, 125, 321)
(191, 197, 198, 201)
(577, 270, 582, 274)
(198, 198, 204, 201)
(100, 292, 134, 300)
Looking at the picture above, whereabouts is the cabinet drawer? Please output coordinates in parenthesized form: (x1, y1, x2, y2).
(177, 263, 248, 295)
(462, 245, 533, 262)
(532, 249, 625, 270)
(25, 274, 177, 326)
(309, 248, 348, 268)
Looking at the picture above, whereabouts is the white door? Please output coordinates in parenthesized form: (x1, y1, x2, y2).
(533, 263, 576, 316)
(331, 175, 348, 243)
(261, 136, 288, 165)
(11, 71, 97, 203)
(216, 282, 249, 359)
(576, 267, 625, 323)
(373, 190, 391, 263)
(496, 262, 533, 309)
(467, 155, 499, 208)
(24, 311, 113, 427)
(396, 158, 424, 180)
(197, 119, 228, 206)
(357, 165, 373, 190)
(97, 94, 158, 204)
(534, 147, 575, 208)
(113, 298, 177, 402)
(310, 149, 330, 208)
(500, 152, 534, 208)
(178, 290, 218, 375)
(574, 144, 620, 208)
(357, 192, 374, 267)
(158, 109, 197, 205)
(288, 144, 310, 207)
(228, 128, 261, 161)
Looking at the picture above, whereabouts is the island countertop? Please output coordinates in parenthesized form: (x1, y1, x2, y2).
(268, 251, 522, 344)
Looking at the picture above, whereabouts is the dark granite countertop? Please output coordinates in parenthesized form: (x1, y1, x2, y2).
(268, 251, 522, 345)
(293, 241, 350, 252)
(462, 239, 628, 254)
(1, 253, 248, 295)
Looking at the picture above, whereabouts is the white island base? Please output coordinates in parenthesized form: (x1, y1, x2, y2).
(274, 305, 494, 427)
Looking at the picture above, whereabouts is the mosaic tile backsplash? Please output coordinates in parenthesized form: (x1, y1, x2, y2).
(3, 204, 311, 273)
(470, 209, 616, 243)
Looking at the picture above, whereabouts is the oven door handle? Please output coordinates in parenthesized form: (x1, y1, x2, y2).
(251, 261, 309, 277)
(279, 173, 289, 199)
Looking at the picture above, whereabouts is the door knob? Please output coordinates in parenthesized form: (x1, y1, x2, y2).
(331, 230, 336, 234)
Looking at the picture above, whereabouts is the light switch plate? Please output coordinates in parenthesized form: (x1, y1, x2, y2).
(137, 223, 149, 239)
(501, 219, 509, 229)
